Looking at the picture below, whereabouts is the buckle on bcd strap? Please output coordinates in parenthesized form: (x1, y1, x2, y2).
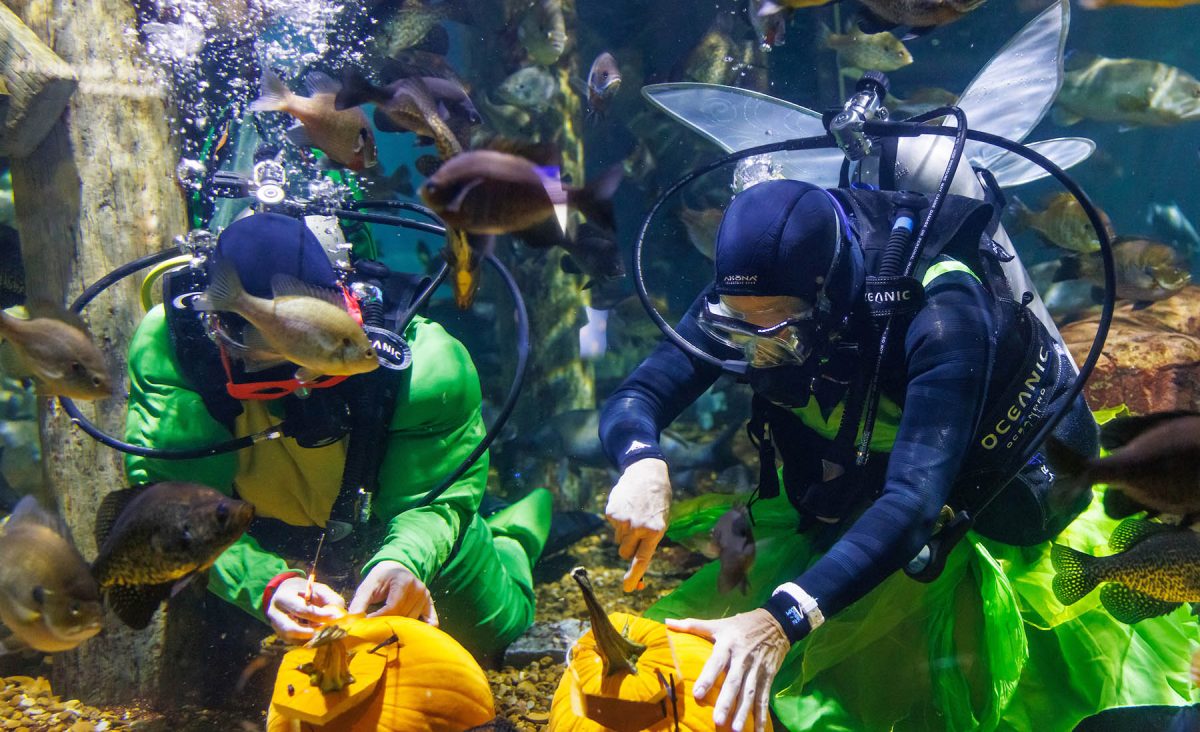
(863, 275, 924, 317)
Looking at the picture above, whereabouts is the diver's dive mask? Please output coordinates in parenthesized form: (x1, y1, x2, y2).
(697, 296, 818, 368)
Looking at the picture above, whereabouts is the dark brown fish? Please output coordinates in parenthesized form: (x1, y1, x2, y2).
(418, 149, 621, 235)
(92, 482, 254, 629)
(711, 505, 755, 594)
(856, 0, 987, 31)
(335, 70, 463, 159)
(516, 219, 625, 288)
(586, 52, 621, 118)
(1052, 518, 1200, 623)
(1050, 412, 1200, 521)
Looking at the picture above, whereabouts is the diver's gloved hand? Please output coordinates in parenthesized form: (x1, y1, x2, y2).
(348, 560, 439, 625)
(605, 457, 672, 592)
(667, 609, 790, 732)
(267, 576, 347, 642)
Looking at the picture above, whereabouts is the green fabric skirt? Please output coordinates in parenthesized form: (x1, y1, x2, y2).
(650, 486, 1198, 731)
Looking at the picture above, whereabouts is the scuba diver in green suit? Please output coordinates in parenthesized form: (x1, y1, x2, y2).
(122, 211, 552, 660)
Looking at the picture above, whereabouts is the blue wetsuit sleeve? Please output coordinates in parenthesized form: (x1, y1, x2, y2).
(785, 270, 994, 624)
(599, 291, 733, 471)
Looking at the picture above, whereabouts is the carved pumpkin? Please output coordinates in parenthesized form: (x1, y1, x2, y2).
(266, 615, 495, 732)
(549, 568, 773, 732)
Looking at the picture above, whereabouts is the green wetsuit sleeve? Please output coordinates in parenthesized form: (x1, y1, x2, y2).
(123, 305, 291, 620)
(363, 317, 487, 583)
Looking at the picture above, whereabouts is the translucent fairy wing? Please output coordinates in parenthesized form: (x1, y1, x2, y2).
(641, 82, 847, 187)
(985, 137, 1096, 188)
(954, 0, 1070, 166)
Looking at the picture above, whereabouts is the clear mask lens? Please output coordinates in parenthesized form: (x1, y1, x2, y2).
(697, 299, 814, 367)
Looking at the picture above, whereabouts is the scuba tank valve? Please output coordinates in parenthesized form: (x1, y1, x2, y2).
(828, 71, 891, 162)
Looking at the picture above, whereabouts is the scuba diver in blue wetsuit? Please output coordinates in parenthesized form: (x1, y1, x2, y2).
(599, 178, 1100, 730)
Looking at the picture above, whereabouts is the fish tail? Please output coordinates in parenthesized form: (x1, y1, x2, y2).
(335, 69, 385, 111)
(1050, 543, 1101, 606)
(248, 68, 291, 113)
(1006, 196, 1033, 234)
(568, 164, 623, 231)
(194, 259, 246, 313)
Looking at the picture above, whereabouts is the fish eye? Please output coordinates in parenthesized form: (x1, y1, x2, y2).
(365, 347, 376, 357)
(92, 376, 103, 387)
(31, 586, 46, 605)
(70, 602, 82, 616)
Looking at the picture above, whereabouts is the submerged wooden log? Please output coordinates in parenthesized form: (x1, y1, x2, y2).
(0, 3, 77, 157)
(4, 0, 191, 707)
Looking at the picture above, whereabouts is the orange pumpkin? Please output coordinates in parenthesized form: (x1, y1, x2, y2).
(266, 615, 495, 732)
(550, 568, 773, 732)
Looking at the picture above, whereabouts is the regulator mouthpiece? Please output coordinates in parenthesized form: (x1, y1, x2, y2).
(829, 71, 891, 162)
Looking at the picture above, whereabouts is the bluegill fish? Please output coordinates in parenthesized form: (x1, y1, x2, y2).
(92, 482, 255, 629)
(1054, 236, 1190, 306)
(1051, 518, 1200, 624)
(249, 70, 377, 171)
(1008, 193, 1114, 254)
(0, 496, 102, 653)
(518, 0, 567, 66)
(373, 0, 468, 57)
(194, 260, 378, 382)
(821, 24, 912, 73)
(496, 66, 559, 113)
(0, 305, 112, 400)
(1055, 53, 1200, 127)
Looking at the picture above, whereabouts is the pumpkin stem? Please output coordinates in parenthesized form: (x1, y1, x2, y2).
(571, 566, 646, 677)
(300, 624, 356, 693)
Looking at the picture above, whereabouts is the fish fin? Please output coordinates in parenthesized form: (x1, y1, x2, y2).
(1099, 583, 1181, 625)
(284, 124, 316, 150)
(758, 0, 785, 15)
(1103, 488, 1150, 521)
(839, 67, 865, 80)
(568, 164, 623, 231)
(446, 178, 485, 213)
(1101, 411, 1200, 451)
(1005, 197, 1032, 234)
(294, 366, 324, 384)
(1109, 517, 1177, 552)
(94, 486, 147, 548)
(6, 495, 69, 536)
(1130, 300, 1154, 311)
(1049, 543, 1100, 606)
(269, 274, 343, 305)
(413, 21, 451, 54)
(899, 26, 936, 40)
(249, 68, 291, 113)
(25, 299, 91, 334)
(1051, 256, 1082, 283)
(107, 582, 173, 630)
(196, 259, 246, 312)
(854, 9, 894, 34)
(304, 70, 341, 96)
(560, 254, 582, 275)
(335, 69, 385, 111)
(1051, 107, 1083, 127)
(1042, 436, 1090, 482)
(0, 630, 34, 657)
(372, 107, 407, 133)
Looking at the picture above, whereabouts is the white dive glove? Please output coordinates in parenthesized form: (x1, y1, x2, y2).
(605, 457, 672, 592)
